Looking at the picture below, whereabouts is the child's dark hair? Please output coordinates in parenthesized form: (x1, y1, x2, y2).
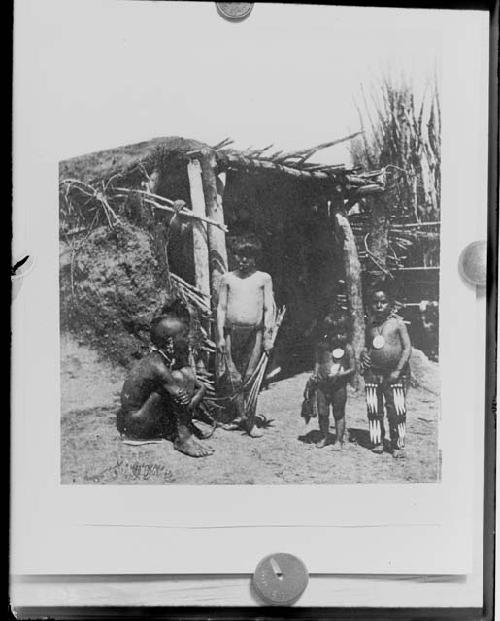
(369, 283, 393, 301)
(150, 316, 169, 348)
(150, 298, 190, 346)
(231, 235, 262, 258)
(158, 298, 190, 323)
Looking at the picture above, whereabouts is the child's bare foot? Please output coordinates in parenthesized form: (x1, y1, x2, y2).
(174, 435, 214, 457)
(221, 417, 245, 431)
(332, 441, 345, 451)
(316, 436, 329, 449)
(392, 448, 406, 459)
(248, 425, 264, 438)
(371, 443, 384, 454)
(191, 422, 216, 439)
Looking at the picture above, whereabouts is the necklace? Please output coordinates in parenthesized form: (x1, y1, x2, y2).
(372, 319, 388, 350)
(151, 346, 175, 368)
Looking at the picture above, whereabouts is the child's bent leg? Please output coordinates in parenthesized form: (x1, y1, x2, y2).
(315, 387, 330, 448)
(172, 400, 214, 458)
(120, 392, 165, 440)
(365, 379, 384, 453)
(332, 385, 347, 448)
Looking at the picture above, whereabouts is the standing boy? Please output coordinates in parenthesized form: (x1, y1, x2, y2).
(361, 288, 412, 458)
(216, 236, 275, 438)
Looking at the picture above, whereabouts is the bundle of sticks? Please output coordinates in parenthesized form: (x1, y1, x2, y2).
(170, 273, 211, 315)
(244, 306, 286, 429)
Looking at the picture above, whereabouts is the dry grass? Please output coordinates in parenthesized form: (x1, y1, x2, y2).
(351, 77, 441, 269)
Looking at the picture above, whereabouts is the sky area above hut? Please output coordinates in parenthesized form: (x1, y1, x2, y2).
(18, 1, 443, 167)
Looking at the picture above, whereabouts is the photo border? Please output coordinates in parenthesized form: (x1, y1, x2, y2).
(10, 0, 498, 615)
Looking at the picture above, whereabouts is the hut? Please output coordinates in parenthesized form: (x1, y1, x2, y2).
(59, 136, 386, 377)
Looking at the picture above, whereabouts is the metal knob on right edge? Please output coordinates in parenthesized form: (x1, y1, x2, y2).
(459, 240, 487, 287)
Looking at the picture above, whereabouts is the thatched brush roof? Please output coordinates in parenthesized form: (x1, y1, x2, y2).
(59, 135, 385, 196)
(59, 136, 208, 184)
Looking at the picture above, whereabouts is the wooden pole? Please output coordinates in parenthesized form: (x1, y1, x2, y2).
(151, 222, 171, 292)
(334, 211, 365, 388)
(200, 149, 228, 306)
(366, 196, 390, 285)
(144, 169, 160, 194)
(145, 167, 171, 292)
(216, 171, 227, 214)
(187, 158, 211, 300)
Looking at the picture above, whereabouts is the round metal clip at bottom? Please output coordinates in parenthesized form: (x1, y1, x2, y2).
(252, 553, 309, 606)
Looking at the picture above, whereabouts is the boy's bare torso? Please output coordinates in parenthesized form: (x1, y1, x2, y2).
(121, 353, 195, 412)
(224, 270, 269, 327)
(317, 351, 345, 379)
(367, 317, 404, 370)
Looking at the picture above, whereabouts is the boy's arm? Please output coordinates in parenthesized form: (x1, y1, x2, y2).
(339, 344, 356, 379)
(189, 377, 207, 411)
(157, 366, 191, 406)
(360, 323, 372, 369)
(312, 361, 320, 380)
(312, 340, 324, 376)
(262, 273, 275, 352)
(305, 360, 320, 398)
(216, 275, 229, 352)
(391, 320, 412, 380)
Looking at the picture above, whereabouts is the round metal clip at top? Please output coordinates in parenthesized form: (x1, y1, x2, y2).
(252, 553, 309, 605)
(459, 240, 487, 287)
(216, 3, 253, 21)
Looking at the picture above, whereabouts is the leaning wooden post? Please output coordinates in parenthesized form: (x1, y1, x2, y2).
(334, 211, 365, 388)
(187, 158, 211, 300)
(146, 167, 172, 293)
(366, 195, 390, 287)
(199, 149, 228, 307)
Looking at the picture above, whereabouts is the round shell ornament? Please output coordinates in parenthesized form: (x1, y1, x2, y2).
(328, 363, 341, 377)
(372, 335, 385, 350)
(332, 348, 345, 359)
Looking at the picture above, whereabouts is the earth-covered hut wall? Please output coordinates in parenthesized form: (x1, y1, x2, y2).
(58, 139, 213, 366)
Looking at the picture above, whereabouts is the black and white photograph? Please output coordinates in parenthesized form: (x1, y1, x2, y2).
(12, 0, 492, 604)
(57, 9, 441, 486)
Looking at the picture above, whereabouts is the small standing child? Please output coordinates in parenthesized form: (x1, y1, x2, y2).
(303, 314, 355, 450)
(360, 288, 412, 458)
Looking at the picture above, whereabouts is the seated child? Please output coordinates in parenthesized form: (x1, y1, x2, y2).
(360, 287, 412, 458)
(303, 313, 355, 449)
(117, 304, 214, 458)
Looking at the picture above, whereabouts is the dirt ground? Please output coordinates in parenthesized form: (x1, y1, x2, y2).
(61, 335, 440, 485)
